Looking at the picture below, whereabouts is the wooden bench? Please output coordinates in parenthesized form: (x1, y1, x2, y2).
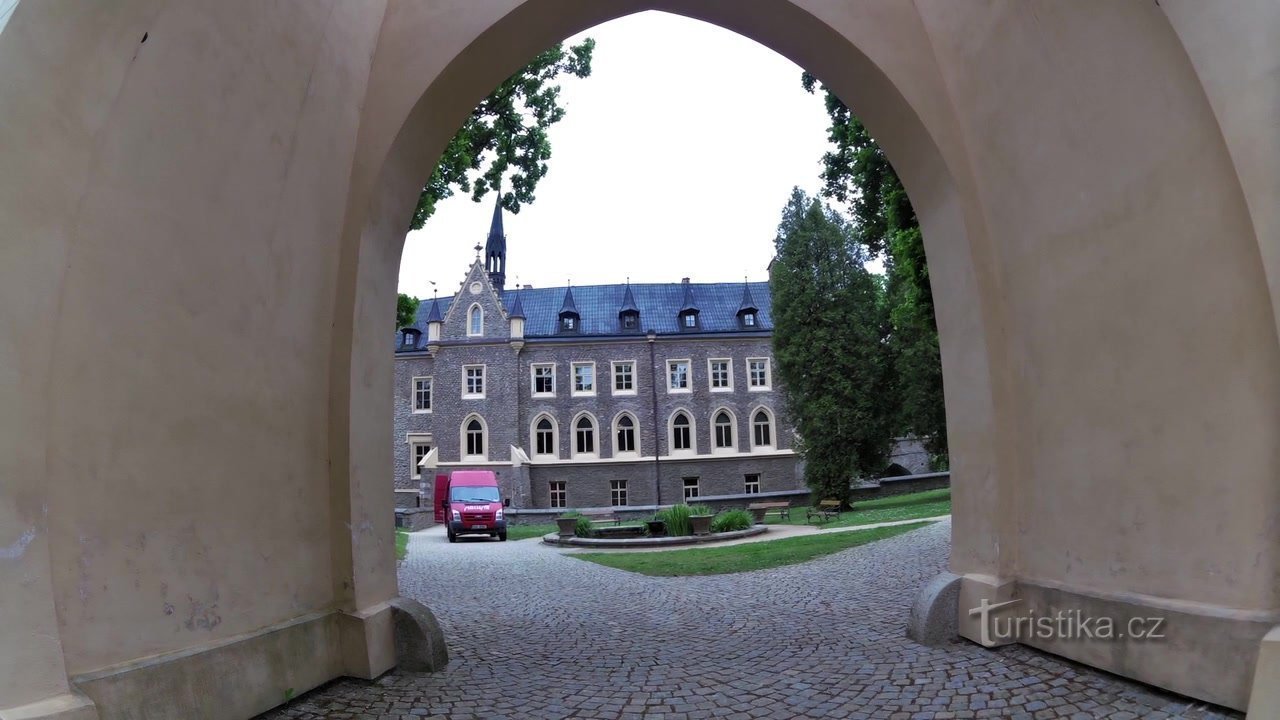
(592, 524, 646, 539)
(747, 501, 791, 523)
(806, 499, 842, 523)
(581, 511, 621, 527)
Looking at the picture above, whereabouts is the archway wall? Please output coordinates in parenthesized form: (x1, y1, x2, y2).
(1, 1, 1278, 717)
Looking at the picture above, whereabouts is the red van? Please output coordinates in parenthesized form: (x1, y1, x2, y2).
(437, 470, 508, 542)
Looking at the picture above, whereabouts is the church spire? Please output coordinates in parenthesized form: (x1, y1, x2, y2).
(485, 193, 507, 292)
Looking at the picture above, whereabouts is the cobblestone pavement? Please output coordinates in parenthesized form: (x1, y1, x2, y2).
(261, 521, 1240, 719)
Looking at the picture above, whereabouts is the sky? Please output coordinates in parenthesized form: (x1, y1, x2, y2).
(396, 11, 835, 300)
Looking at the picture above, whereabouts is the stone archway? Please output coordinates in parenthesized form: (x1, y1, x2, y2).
(1, 2, 1277, 718)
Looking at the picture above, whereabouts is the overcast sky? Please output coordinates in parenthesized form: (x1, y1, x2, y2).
(397, 11, 834, 299)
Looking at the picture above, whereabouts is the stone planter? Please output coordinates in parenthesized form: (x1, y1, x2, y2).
(689, 514, 713, 536)
(645, 519, 667, 537)
(749, 507, 767, 524)
(555, 516, 578, 539)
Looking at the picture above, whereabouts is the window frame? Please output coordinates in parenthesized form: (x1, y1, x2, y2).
(682, 476, 700, 501)
(411, 376, 433, 413)
(571, 361, 597, 397)
(407, 434, 433, 480)
(669, 410, 695, 455)
(467, 303, 484, 337)
(744, 473, 761, 494)
(572, 412, 598, 458)
(613, 412, 638, 457)
(532, 414, 558, 457)
(712, 408, 736, 453)
(549, 480, 567, 509)
(461, 415, 487, 461)
(707, 358, 733, 392)
(610, 479, 628, 507)
(746, 357, 772, 391)
(667, 358, 692, 394)
(531, 363, 556, 397)
(611, 360, 636, 396)
(462, 364, 486, 399)
(751, 407, 775, 450)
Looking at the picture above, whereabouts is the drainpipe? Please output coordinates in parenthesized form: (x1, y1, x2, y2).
(647, 329, 661, 508)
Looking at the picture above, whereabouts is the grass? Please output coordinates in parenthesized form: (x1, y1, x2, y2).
(395, 527, 409, 560)
(572, 521, 934, 576)
(506, 523, 558, 541)
(768, 488, 951, 529)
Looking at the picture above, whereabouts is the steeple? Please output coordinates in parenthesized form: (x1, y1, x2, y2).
(485, 194, 506, 292)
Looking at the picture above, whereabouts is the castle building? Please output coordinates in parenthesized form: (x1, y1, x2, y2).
(393, 201, 802, 510)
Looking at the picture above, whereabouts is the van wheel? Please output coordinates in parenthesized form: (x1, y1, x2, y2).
(447, 529, 456, 543)
(498, 531, 508, 542)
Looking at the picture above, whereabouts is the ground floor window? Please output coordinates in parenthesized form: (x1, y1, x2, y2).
(549, 481, 566, 508)
(683, 476, 700, 501)
(744, 473, 760, 494)
(411, 441, 432, 479)
(611, 480, 628, 507)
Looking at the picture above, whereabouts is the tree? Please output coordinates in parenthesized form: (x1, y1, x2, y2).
(771, 189, 894, 505)
(410, 39, 596, 229)
(397, 293, 421, 330)
(801, 72, 948, 464)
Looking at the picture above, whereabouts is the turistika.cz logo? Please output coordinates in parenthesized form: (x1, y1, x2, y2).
(968, 598, 1166, 645)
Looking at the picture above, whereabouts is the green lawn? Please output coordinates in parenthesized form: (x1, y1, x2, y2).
(768, 488, 950, 529)
(572, 521, 934, 576)
(506, 523, 558, 541)
(395, 528, 409, 560)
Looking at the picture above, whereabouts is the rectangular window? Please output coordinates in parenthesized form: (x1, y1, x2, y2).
(410, 440, 432, 480)
(464, 365, 485, 398)
(709, 359, 732, 391)
(532, 363, 556, 396)
(572, 362, 595, 396)
(744, 473, 761, 494)
(412, 376, 432, 412)
(667, 359, 690, 392)
(747, 358, 771, 390)
(610, 480, 628, 507)
(549, 481, 566, 509)
(612, 361, 635, 395)
(683, 477, 700, 501)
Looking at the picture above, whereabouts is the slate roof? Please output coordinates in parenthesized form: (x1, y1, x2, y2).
(400, 281, 773, 347)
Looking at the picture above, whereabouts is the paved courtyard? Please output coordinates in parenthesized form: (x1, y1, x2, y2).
(261, 521, 1239, 719)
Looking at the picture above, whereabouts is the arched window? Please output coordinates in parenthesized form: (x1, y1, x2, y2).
(468, 304, 484, 336)
(463, 417, 486, 458)
(574, 414, 596, 456)
(752, 409, 773, 449)
(615, 413, 636, 455)
(671, 411, 692, 453)
(533, 416, 556, 456)
(713, 410, 734, 450)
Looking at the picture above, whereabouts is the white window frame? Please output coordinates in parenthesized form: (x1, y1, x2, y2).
(708, 358, 733, 392)
(610, 479, 629, 507)
(531, 363, 556, 397)
(611, 360, 636, 396)
(549, 480, 567, 509)
(572, 412, 598, 459)
(531, 414, 558, 458)
(667, 358, 692, 394)
(682, 476, 700, 501)
(571, 361, 597, 397)
(751, 406, 775, 451)
(411, 376, 433, 413)
(711, 407, 736, 453)
(407, 434, 433, 480)
(467, 303, 484, 337)
(461, 414, 487, 461)
(668, 409, 696, 455)
(747, 357, 772, 391)
(744, 473, 761, 494)
(462, 364, 486, 399)
(613, 411, 639, 457)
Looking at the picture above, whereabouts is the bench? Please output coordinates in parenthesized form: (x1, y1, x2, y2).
(592, 524, 646, 539)
(806, 499, 842, 523)
(581, 511, 622, 527)
(747, 501, 791, 523)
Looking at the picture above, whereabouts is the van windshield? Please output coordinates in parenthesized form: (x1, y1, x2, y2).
(450, 486, 500, 504)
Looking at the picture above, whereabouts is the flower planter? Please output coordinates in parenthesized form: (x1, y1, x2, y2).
(689, 514, 713, 536)
(645, 519, 667, 537)
(555, 516, 578, 539)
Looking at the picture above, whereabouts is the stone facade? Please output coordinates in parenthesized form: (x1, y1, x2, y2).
(394, 247, 801, 511)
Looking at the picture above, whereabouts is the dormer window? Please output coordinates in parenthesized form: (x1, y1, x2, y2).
(561, 315, 577, 332)
(679, 311, 699, 330)
(402, 329, 418, 347)
(620, 311, 640, 332)
(742, 312, 756, 327)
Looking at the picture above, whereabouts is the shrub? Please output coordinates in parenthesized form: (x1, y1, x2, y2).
(558, 511, 594, 538)
(711, 509, 753, 533)
(657, 504, 694, 536)
(688, 504, 713, 517)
